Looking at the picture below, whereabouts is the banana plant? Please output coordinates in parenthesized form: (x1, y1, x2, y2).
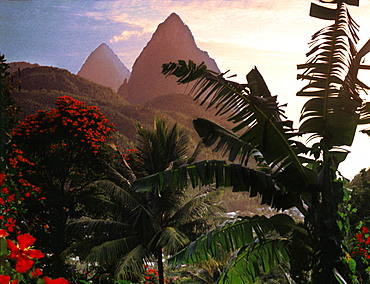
(133, 0, 370, 283)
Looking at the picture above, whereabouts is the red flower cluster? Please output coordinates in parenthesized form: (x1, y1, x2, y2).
(143, 266, 169, 284)
(12, 96, 116, 154)
(7, 233, 44, 273)
(121, 148, 143, 166)
(0, 275, 18, 284)
(0, 170, 40, 232)
(352, 226, 370, 259)
(0, 231, 70, 283)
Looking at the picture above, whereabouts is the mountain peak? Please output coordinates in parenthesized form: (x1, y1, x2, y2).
(78, 43, 130, 92)
(120, 13, 220, 104)
(96, 42, 109, 50)
(164, 13, 183, 24)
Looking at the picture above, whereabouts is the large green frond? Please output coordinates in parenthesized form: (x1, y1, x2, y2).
(134, 160, 304, 211)
(86, 237, 141, 266)
(193, 118, 259, 165)
(168, 189, 225, 227)
(154, 227, 190, 255)
(297, 2, 370, 148)
(162, 60, 316, 192)
(115, 245, 151, 280)
(218, 239, 290, 284)
(168, 214, 303, 267)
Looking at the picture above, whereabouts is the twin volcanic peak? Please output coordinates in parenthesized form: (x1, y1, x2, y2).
(78, 13, 220, 104)
(78, 43, 130, 92)
(121, 12, 220, 104)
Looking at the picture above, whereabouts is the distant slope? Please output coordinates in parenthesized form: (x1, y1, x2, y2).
(121, 13, 220, 105)
(78, 43, 130, 92)
(11, 65, 229, 154)
(11, 64, 264, 215)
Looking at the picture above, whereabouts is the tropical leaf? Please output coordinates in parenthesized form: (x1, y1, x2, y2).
(218, 239, 290, 284)
(193, 118, 260, 166)
(168, 214, 303, 268)
(162, 61, 317, 193)
(115, 245, 151, 280)
(133, 159, 305, 211)
(297, 2, 370, 148)
(168, 189, 226, 228)
(153, 227, 190, 255)
(136, 118, 189, 175)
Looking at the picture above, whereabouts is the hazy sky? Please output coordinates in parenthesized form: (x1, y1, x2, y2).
(2, 0, 370, 179)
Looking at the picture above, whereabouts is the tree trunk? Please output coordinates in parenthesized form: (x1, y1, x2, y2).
(157, 246, 165, 284)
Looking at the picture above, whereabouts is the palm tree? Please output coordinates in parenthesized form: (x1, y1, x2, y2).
(65, 119, 226, 283)
(133, 1, 370, 283)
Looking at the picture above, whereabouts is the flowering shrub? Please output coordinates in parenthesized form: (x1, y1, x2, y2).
(0, 229, 69, 283)
(0, 60, 70, 284)
(352, 226, 370, 259)
(5, 95, 120, 278)
(143, 267, 169, 284)
(12, 96, 116, 154)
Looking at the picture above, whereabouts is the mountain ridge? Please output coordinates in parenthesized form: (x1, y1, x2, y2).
(120, 12, 220, 104)
(10, 65, 230, 158)
(78, 43, 130, 92)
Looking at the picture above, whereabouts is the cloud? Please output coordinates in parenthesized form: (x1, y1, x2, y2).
(110, 30, 144, 43)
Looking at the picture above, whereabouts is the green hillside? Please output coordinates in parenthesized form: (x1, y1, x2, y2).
(10, 64, 287, 216)
(11, 65, 226, 150)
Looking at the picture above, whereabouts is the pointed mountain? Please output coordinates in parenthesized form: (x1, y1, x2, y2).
(120, 13, 220, 104)
(78, 43, 130, 92)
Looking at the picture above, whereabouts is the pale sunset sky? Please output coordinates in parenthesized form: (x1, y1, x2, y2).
(1, 0, 370, 179)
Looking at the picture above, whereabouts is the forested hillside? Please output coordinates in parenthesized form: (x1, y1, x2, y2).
(11, 65, 228, 150)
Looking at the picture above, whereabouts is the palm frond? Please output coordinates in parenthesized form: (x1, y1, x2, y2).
(154, 227, 190, 255)
(67, 219, 131, 239)
(193, 118, 259, 166)
(162, 60, 316, 192)
(168, 214, 304, 267)
(168, 189, 226, 228)
(297, 2, 369, 148)
(84, 237, 144, 276)
(134, 160, 304, 211)
(89, 180, 160, 232)
(61, 237, 112, 260)
(136, 118, 189, 175)
(218, 239, 290, 284)
(115, 245, 151, 280)
(91, 180, 142, 208)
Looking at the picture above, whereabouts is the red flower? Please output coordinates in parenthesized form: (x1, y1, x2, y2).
(355, 233, 364, 243)
(0, 275, 18, 284)
(0, 229, 9, 238)
(31, 268, 43, 278)
(43, 276, 70, 284)
(362, 226, 369, 234)
(7, 233, 44, 273)
(4, 218, 16, 232)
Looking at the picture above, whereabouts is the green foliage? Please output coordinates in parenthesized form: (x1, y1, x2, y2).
(348, 168, 370, 228)
(65, 120, 226, 283)
(10, 95, 118, 279)
(11, 67, 229, 159)
(140, 1, 370, 282)
(135, 118, 189, 175)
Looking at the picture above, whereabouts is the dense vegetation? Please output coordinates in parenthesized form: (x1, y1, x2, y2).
(2, 0, 370, 283)
(135, 0, 370, 283)
(10, 66, 230, 153)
